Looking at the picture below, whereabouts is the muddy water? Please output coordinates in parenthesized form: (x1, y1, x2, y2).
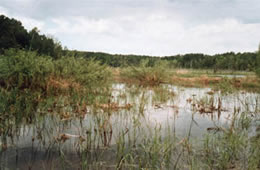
(0, 84, 259, 169)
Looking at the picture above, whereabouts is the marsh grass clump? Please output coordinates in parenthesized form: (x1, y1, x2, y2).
(152, 85, 175, 106)
(54, 56, 112, 90)
(0, 49, 112, 131)
(191, 95, 224, 114)
(120, 60, 170, 87)
(0, 49, 111, 96)
(0, 49, 54, 91)
(256, 68, 260, 77)
(214, 77, 235, 94)
(202, 112, 260, 170)
(0, 49, 54, 136)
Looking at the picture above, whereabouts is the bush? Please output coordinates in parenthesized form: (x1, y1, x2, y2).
(0, 49, 112, 92)
(120, 59, 169, 86)
(256, 68, 260, 77)
(0, 49, 112, 124)
(0, 49, 54, 91)
(54, 56, 111, 89)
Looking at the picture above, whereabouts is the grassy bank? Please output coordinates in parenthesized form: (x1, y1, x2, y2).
(114, 66, 260, 92)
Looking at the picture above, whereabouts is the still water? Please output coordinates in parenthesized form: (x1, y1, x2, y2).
(1, 84, 259, 169)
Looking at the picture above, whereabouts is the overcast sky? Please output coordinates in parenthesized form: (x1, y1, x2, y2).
(1, 0, 260, 56)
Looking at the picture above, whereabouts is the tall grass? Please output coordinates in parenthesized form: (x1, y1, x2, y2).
(54, 56, 111, 89)
(202, 111, 260, 169)
(0, 49, 112, 133)
(256, 68, 260, 77)
(0, 49, 54, 91)
(120, 59, 170, 86)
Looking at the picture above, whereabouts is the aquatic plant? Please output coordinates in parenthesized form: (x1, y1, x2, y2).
(54, 56, 111, 89)
(0, 49, 54, 91)
(203, 111, 260, 170)
(256, 68, 260, 77)
(0, 49, 112, 141)
(120, 59, 170, 86)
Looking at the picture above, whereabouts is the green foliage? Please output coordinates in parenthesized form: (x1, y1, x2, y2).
(0, 49, 111, 92)
(120, 59, 169, 86)
(71, 50, 258, 71)
(203, 112, 260, 169)
(0, 49, 54, 90)
(214, 78, 234, 94)
(0, 15, 62, 59)
(256, 47, 260, 77)
(54, 56, 111, 88)
(0, 49, 112, 124)
(1, 14, 259, 71)
(256, 68, 260, 77)
(0, 15, 29, 50)
(29, 27, 63, 59)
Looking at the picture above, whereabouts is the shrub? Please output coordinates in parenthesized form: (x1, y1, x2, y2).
(0, 49, 112, 125)
(0, 49, 112, 92)
(120, 59, 169, 86)
(0, 49, 54, 91)
(54, 56, 111, 89)
(256, 68, 260, 77)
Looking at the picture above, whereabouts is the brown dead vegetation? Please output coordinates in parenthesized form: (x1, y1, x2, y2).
(171, 76, 221, 87)
(96, 102, 132, 111)
(114, 68, 260, 91)
(46, 76, 82, 92)
(171, 75, 260, 91)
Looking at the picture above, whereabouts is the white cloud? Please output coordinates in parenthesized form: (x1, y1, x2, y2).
(44, 13, 260, 56)
(0, 6, 8, 15)
(17, 16, 45, 31)
(1, 0, 260, 55)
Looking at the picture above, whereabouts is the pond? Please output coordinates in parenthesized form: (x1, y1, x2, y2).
(0, 83, 259, 169)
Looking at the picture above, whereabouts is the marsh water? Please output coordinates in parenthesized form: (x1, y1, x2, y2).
(1, 83, 259, 169)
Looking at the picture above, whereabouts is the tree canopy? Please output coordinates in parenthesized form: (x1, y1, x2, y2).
(0, 15, 62, 59)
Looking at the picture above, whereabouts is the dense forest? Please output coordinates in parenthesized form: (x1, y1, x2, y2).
(0, 14, 260, 72)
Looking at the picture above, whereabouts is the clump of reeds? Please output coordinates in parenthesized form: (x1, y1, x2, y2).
(0, 49, 112, 132)
(120, 59, 170, 87)
(202, 111, 260, 169)
(0, 49, 54, 91)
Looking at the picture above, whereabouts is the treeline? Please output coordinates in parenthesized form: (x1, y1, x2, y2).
(0, 15, 62, 59)
(67, 50, 257, 71)
(65, 51, 159, 67)
(0, 14, 259, 72)
(164, 52, 257, 71)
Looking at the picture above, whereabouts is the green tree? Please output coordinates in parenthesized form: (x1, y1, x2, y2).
(0, 15, 30, 51)
(256, 45, 260, 77)
(1, 15, 63, 59)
